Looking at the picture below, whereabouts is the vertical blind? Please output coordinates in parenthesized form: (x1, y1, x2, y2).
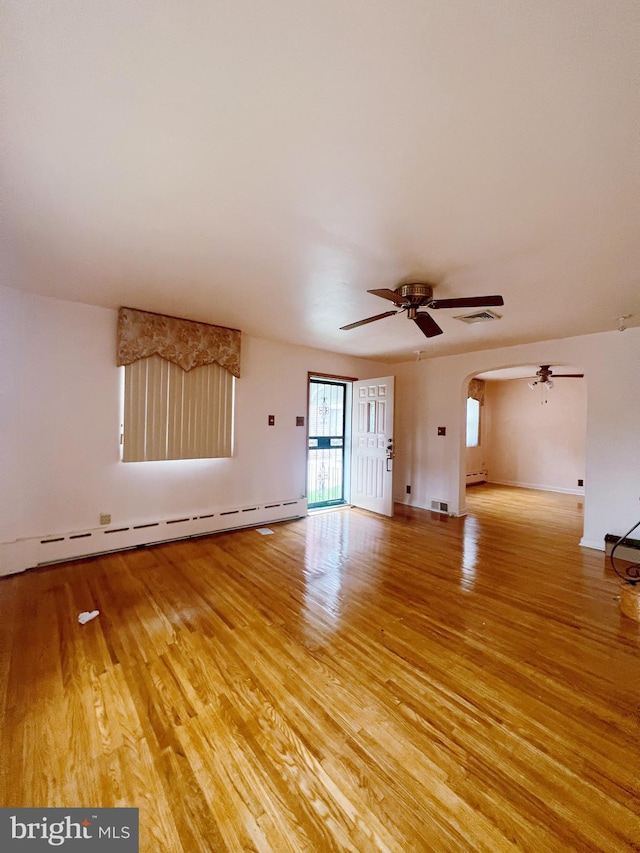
(123, 355, 234, 461)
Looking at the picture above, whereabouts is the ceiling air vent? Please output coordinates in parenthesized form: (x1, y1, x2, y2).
(454, 310, 501, 324)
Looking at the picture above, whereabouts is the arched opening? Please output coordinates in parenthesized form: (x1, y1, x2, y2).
(459, 363, 587, 515)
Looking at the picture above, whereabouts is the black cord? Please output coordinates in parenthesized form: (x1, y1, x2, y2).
(609, 518, 640, 585)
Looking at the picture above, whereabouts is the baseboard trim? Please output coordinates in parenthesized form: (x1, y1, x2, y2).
(579, 537, 605, 552)
(0, 498, 308, 577)
(488, 479, 585, 496)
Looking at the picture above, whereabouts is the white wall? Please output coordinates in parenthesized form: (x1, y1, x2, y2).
(3, 287, 639, 569)
(394, 328, 640, 549)
(483, 377, 586, 493)
(0, 288, 387, 560)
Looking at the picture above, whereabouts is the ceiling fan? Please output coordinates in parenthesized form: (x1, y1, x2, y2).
(528, 365, 584, 389)
(340, 282, 504, 338)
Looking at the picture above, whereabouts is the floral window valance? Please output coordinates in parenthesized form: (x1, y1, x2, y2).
(117, 307, 241, 377)
(468, 378, 485, 404)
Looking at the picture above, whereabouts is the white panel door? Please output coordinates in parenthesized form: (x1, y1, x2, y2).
(351, 376, 395, 516)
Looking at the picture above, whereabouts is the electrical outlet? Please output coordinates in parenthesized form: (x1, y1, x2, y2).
(578, 479, 584, 487)
(406, 485, 411, 494)
(100, 513, 111, 525)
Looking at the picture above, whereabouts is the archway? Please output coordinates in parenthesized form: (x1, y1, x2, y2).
(459, 363, 587, 513)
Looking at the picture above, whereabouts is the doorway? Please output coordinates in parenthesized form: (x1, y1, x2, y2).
(461, 365, 587, 508)
(307, 377, 351, 509)
(307, 373, 396, 516)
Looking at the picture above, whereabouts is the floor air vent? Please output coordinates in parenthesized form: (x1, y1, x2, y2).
(431, 500, 449, 513)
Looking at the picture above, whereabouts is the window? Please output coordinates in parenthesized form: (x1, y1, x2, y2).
(117, 307, 240, 462)
(466, 396, 480, 447)
(122, 356, 235, 461)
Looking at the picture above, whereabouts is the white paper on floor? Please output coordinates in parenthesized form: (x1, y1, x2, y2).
(256, 528, 274, 535)
(78, 610, 100, 624)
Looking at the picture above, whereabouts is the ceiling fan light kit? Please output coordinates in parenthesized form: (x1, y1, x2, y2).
(528, 365, 584, 401)
(340, 282, 505, 340)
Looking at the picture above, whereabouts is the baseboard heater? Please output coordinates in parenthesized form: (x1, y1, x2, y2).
(604, 533, 640, 562)
(466, 470, 487, 485)
(0, 498, 307, 577)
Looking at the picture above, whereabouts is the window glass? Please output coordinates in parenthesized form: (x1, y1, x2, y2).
(466, 397, 480, 447)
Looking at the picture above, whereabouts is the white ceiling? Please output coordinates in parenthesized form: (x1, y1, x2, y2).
(3, 0, 639, 362)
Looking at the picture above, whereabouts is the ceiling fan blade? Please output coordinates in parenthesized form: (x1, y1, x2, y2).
(551, 374, 584, 378)
(367, 288, 402, 303)
(413, 312, 443, 338)
(340, 310, 398, 330)
(430, 295, 504, 309)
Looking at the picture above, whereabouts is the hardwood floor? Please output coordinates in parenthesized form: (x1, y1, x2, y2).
(1, 485, 638, 851)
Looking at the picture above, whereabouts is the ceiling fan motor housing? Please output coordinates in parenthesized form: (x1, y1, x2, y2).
(396, 283, 434, 305)
(537, 366, 552, 382)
